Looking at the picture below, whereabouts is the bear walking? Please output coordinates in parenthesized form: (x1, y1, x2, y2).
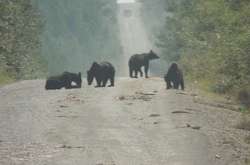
(45, 72, 82, 90)
(128, 50, 159, 78)
(164, 63, 184, 90)
(87, 61, 115, 87)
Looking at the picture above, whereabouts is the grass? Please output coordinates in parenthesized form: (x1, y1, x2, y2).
(188, 76, 250, 107)
(0, 72, 14, 86)
(245, 158, 250, 165)
(187, 78, 231, 103)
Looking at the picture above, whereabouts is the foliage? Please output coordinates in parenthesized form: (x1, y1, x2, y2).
(146, 0, 250, 96)
(0, 0, 46, 81)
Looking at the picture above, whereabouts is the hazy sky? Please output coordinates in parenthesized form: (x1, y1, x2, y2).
(117, 0, 135, 4)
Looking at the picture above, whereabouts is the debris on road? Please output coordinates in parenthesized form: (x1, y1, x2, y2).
(59, 145, 85, 149)
(135, 91, 156, 96)
(176, 92, 187, 95)
(57, 94, 84, 105)
(185, 107, 199, 111)
(172, 111, 191, 114)
(149, 114, 160, 117)
(59, 105, 68, 108)
(215, 154, 221, 159)
(118, 96, 125, 100)
(185, 123, 201, 130)
(117, 91, 155, 102)
(191, 126, 201, 130)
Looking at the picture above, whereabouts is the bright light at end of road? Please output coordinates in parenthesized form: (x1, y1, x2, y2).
(117, 0, 136, 4)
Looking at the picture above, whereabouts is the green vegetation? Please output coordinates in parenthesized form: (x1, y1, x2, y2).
(0, 0, 46, 84)
(0, 0, 121, 85)
(141, 0, 250, 106)
(34, 0, 121, 76)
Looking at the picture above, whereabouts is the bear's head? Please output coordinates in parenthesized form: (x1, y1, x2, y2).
(71, 72, 82, 88)
(170, 63, 178, 71)
(87, 62, 100, 85)
(148, 50, 159, 60)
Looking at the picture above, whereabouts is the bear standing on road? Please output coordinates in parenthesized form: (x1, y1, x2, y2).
(164, 63, 184, 90)
(128, 50, 159, 78)
(87, 61, 115, 87)
(45, 72, 82, 90)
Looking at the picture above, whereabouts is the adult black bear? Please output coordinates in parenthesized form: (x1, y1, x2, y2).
(128, 50, 159, 78)
(45, 72, 82, 90)
(164, 63, 184, 90)
(87, 61, 115, 87)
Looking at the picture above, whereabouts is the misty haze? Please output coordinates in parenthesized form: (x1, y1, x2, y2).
(0, 0, 250, 165)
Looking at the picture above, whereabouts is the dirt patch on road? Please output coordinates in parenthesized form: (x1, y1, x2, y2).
(149, 114, 161, 117)
(57, 93, 85, 105)
(172, 111, 192, 114)
(117, 90, 157, 102)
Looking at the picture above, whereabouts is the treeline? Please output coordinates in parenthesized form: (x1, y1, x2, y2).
(35, 0, 121, 75)
(141, 0, 250, 101)
(0, 0, 46, 83)
(0, 0, 121, 84)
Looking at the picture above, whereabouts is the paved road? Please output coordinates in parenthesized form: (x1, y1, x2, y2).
(0, 78, 249, 165)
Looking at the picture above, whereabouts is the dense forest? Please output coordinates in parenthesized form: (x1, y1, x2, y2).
(141, 0, 250, 106)
(34, 0, 121, 75)
(0, 0, 121, 83)
(0, 0, 46, 83)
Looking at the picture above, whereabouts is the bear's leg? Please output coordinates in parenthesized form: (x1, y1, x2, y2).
(166, 80, 172, 89)
(102, 78, 108, 87)
(180, 79, 184, 90)
(173, 81, 179, 89)
(108, 76, 115, 87)
(134, 70, 138, 78)
(129, 67, 133, 78)
(144, 63, 149, 78)
(138, 68, 143, 77)
(95, 79, 102, 88)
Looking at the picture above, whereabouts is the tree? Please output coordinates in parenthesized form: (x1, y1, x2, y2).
(0, 0, 45, 81)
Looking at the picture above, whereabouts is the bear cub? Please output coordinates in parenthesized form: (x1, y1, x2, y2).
(164, 63, 184, 90)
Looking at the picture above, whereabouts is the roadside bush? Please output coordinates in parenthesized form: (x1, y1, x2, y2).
(152, 0, 250, 102)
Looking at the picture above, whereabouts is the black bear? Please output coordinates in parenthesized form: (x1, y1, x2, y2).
(128, 50, 159, 78)
(164, 63, 184, 90)
(45, 72, 82, 90)
(87, 61, 115, 87)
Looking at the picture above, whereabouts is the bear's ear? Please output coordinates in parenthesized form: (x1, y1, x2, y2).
(92, 61, 100, 68)
(150, 50, 153, 53)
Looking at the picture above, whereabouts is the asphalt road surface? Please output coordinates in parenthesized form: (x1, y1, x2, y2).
(0, 78, 249, 165)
